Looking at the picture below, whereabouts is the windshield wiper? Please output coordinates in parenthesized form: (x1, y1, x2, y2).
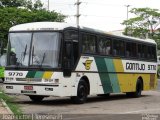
(23, 44, 27, 61)
(40, 52, 46, 67)
(31, 46, 34, 64)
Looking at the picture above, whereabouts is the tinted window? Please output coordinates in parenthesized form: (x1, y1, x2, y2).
(137, 44, 142, 58)
(82, 34, 96, 53)
(113, 40, 125, 56)
(98, 37, 111, 55)
(126, 42, 137, 57)
(151, 46, 156, 60)
(64, 30, 78, 40)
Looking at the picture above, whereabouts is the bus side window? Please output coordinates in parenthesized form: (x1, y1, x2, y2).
(142, 45, 147, 58)
(113, 40, 118, 56)
(126, 42, 131, 57)
(98, 37, 111, 55)
(132, 43, 137, 57)
(147, 46, 152, 59)
(82, 34, 96, 54)
(151, 46, 156, 60)
(113, 40, 124, 56)
(137, 44, 142, 58)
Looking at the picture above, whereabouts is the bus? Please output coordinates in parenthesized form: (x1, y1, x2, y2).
(3, 22, 157, 104)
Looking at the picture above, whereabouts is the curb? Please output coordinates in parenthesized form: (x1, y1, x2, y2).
(1, 99, 13, 114)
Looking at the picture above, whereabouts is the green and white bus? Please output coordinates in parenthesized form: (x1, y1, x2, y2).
(4, 22, 157, 103)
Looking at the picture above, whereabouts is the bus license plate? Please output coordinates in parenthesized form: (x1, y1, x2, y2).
(24, 86, 33, 90)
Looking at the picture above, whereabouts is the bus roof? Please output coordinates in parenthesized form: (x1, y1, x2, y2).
(9, 22, 156, 44)
(9, 22, 77, 31)
(106, 33, 156, 44)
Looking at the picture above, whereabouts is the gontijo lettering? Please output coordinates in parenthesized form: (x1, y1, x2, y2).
(126, 62, 156, 71)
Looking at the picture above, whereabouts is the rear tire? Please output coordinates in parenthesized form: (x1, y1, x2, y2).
(29, 95, 44, 102)
(126, 79, 143, 98)
(71, 80, 88, 104)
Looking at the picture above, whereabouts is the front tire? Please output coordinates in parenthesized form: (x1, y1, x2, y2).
(29, 95, 44, 102)
(71, 80, 88, 104)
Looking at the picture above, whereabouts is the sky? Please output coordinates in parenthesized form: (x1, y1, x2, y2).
(40, 0, 160, 32)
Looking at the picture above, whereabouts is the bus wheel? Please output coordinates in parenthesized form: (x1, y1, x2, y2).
(71, 80, 88, 104)
(134, 79, 143, 97)
(126, 79, 143, 98)
(29, 95, 44, 102)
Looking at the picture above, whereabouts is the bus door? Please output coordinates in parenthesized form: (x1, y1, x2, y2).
(63, 30, 79, 77)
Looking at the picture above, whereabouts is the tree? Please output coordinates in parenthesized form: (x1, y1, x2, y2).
(0, 0, 25, 7)
(0, 0, 65, 47)
(0, 0, 43, 10)
(122, 8, 160, 49)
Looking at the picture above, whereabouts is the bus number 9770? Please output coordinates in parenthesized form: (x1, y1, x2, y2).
(8, 72, 23, 77)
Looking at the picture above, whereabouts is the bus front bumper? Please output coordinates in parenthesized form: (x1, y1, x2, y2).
(3, 83, 64, 97)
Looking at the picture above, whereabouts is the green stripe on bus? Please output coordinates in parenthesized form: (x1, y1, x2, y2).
(26, 71, 36, 78)
(108, 74, 120, 93)
(105, 58, 121, 93)
(34, 71, 44, 78)
(95, 57, 113, 93)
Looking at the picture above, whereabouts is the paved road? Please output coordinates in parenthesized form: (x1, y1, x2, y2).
(1, 80, 160, 120)
(7, 91, 160, 120)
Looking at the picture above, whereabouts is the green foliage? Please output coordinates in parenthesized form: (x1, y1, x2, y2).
(0, 0, 65, 47)
(122, 7, 160, 49)
(0, 0, 43, 10)
(0, 90, 22, 115)
(0, 0, 25, 7)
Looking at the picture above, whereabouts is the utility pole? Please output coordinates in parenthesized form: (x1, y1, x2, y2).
(75, 0, 81, 27)
(125, 5, 130, 35)
(125, 5, 130, 21)
(47, 0, 49, 11)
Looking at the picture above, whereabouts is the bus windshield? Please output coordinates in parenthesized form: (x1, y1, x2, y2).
(8, 32, 61, 68)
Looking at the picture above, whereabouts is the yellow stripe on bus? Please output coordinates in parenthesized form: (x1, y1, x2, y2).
(113, 59, 124, 72)
(43, 72, 53, 79)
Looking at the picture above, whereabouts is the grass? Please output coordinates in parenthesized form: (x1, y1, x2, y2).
(0, 89, 32, 120)
(0, 89, 22, 115)
(0, 87, 34, 120)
